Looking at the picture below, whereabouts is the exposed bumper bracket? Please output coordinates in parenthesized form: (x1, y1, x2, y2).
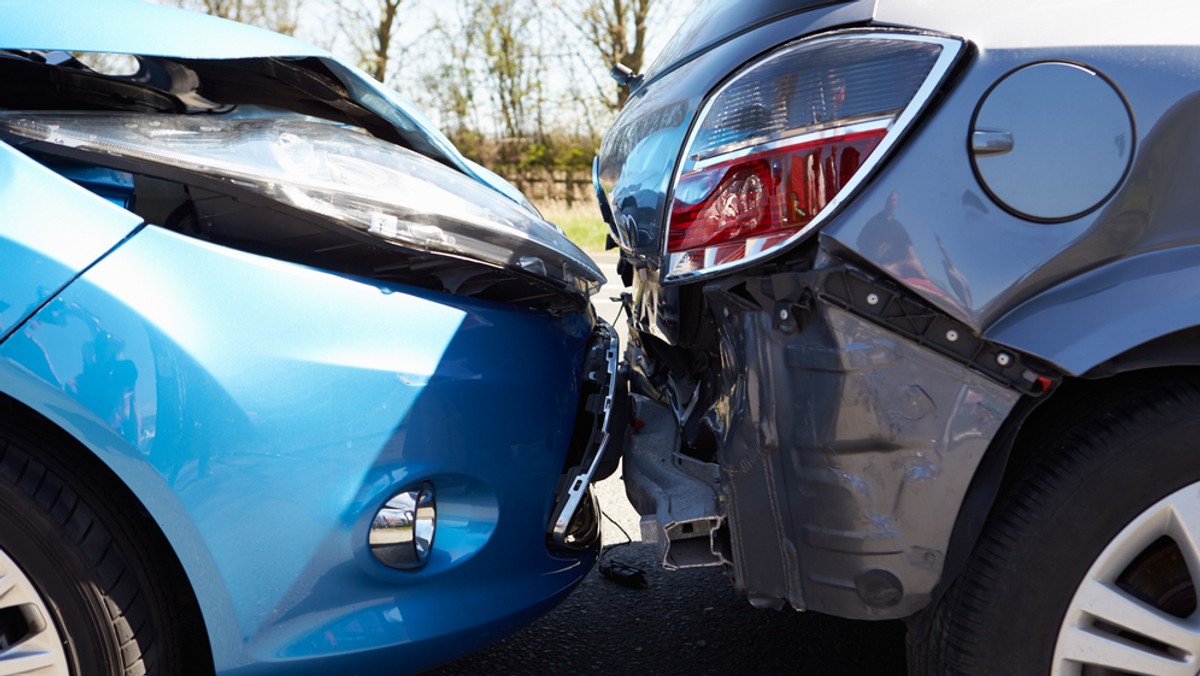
(815, 266, 1060, 396)
(550, 320, 621, 549)
(623, 393, 730, 570)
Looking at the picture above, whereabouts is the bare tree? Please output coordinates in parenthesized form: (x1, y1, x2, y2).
(173, 0, 303, 36)
(419, 0, 486, 155)
(250, 0, 302, 35)
(568, 0, 654, 109)
(338, 0, 410, 83)
(476, 0, 540, 140)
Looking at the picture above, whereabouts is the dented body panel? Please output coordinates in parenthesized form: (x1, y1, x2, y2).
(625, 264, 1020, 618)
(704, 291, 1017, 617)
(601, 0, 1200, 619)
(0, 5, 614, 672)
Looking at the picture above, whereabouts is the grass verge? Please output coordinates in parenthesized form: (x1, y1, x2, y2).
(539, 199, 609, 253)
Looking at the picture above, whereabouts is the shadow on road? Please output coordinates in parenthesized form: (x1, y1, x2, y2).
(428, 543, 908, 675)
(431, 254, 907, 674)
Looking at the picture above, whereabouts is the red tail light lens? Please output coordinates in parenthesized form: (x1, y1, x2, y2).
(668, 126, 886, 262)
(664, 32, 962, 280)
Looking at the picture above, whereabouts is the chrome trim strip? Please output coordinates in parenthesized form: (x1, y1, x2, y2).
(662, 30, 966, 283)
(550, 319, 620, 548)
(690, 116, 893, 171)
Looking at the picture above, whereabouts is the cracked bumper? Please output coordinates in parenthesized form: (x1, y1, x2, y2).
(622, 264, 1024, 620)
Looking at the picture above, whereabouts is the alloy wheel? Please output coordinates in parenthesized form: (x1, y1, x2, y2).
(1053, 484, 1200, 675)
(0, 547, 68, 676)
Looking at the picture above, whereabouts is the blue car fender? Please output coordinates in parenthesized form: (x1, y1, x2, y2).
(0, 141, 141, 338)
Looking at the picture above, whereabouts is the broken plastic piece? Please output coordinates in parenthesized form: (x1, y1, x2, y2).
(600, 560, 648, 588)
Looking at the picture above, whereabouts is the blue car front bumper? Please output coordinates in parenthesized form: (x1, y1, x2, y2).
(0, 221, 602, 673)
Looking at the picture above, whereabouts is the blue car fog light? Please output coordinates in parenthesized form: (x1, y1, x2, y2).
(369, 483, 436, 570)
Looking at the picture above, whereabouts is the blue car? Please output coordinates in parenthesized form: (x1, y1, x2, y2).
(0, 2, 617, 674)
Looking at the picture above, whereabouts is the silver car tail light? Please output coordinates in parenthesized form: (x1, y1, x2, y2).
(664, 31, 963, 281)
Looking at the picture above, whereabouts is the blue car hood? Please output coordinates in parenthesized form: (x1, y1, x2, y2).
(0, 0, 326, 58)
(0, 0, 531, 208)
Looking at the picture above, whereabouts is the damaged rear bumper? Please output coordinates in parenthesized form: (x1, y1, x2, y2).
(624, 392, 728, 569)
(622, 261, 1047, 620)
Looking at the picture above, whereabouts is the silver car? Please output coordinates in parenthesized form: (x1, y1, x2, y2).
(598, 0, 1200, 672)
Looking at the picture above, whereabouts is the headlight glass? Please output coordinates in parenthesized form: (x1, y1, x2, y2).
(0, 112, 603, 298)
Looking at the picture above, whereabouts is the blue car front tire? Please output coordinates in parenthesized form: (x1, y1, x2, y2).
(0, 405, 207, 675)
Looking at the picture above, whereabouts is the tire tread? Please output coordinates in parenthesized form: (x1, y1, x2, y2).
(912, 377, 1200, 674)
(0, 425, 170, 675)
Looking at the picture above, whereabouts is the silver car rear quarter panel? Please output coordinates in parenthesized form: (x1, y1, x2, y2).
(627, 281, 1017, 618)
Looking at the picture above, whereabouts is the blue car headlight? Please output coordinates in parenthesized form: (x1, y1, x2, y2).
(0, 112, 603, 300)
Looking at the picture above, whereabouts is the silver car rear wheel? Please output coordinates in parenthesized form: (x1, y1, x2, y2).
(0, 547, 68, 676)
(1053, 484, 1200, 676)
(909, 376, 1200, 675)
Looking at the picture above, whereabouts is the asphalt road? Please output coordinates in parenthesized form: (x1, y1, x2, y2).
(428, 254, 910, 675)
(428, 506, 908, 675)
